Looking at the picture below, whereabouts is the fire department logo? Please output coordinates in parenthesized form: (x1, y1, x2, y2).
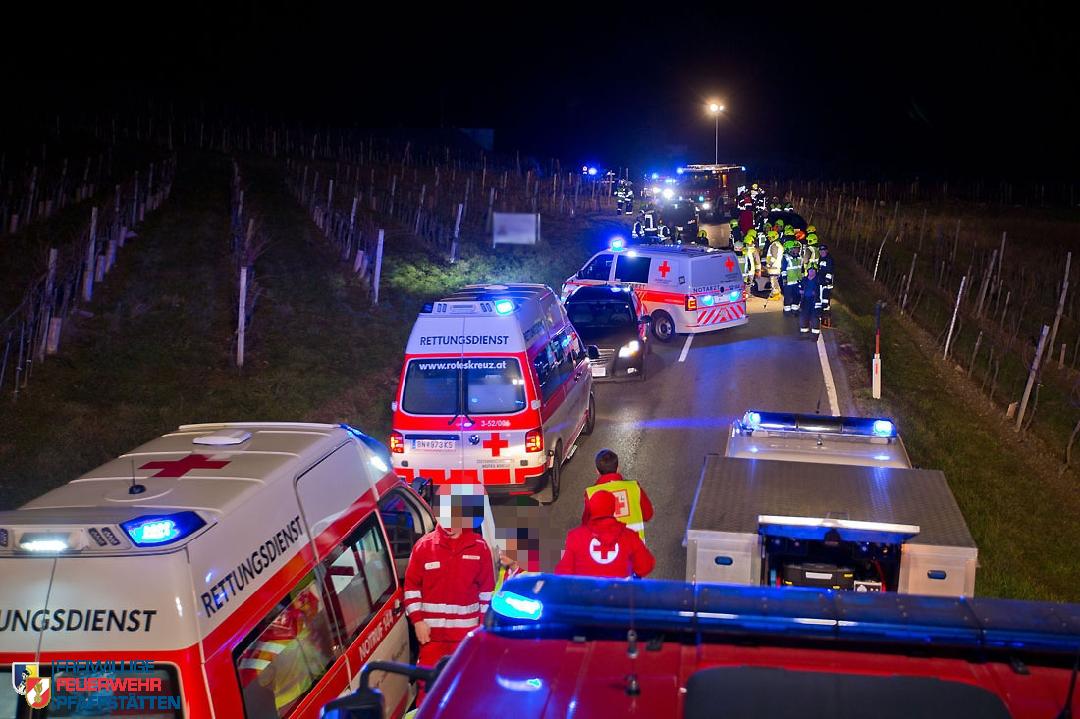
(24, 677, 51, 709)
(12, 662, 37, 695)
(588, 537, 620, 564)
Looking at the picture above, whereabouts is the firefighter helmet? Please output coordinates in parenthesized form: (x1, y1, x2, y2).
(807, 233, 819, 245)
(806, 224, 817, 234)
(768, 230, 780, 241)
(784, 226, 795, 236)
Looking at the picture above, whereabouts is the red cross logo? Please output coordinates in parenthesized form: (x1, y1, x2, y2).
(139, 454, 231, 478)
(588, 537, 619, 564)
(482, 433, 509, 457)
(725, 257, 736, 272)
(657, 260, 671, 278)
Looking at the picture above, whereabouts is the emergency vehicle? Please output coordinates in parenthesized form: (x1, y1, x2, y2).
(0, 422, 437, 719)
(678, 164, 748, 220)
(390, 284, 596, 504)
(685, 411, 978, 596)
(324, 575, 1080, 719)
(561, 243, 747, 342)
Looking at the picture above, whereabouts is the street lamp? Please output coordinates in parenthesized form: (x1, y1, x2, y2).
(707, 102, 724, 165)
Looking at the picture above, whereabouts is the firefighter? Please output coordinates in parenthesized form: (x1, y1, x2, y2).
(804, 232, 820, 269)
(556, 490, 656, 579)
(799, 265, 823, 336)
(729, 218, 742, 246)
(783, 199, 796, 212)
(404, 484, 495, 700)
(765, 231, 785, 299)
(739, 239, 761, 286)
(582, 449, 653, 539)
(818, 244, 835, 327)
(658, 223, 673, 243)
(743, 227, 759, 254)
(781, 242, 804, 313)
(616, 180, 634, 215)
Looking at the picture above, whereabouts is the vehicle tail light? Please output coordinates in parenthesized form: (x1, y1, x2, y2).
(525, 429, 544, 453)
(685, 295, 698, 311)
(389, 431, 405, 454)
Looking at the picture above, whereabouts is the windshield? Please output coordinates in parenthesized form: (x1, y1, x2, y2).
(567, 300, 636, 329)
(682, 173, 717, 190)
(1, 664, 182, 718)
(402, 358, 527, 415)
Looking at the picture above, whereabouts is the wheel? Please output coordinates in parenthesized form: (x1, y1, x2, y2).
(535, 442, 563, 505)
(581, 393, 596, 436)
(651, 310, 676, 343)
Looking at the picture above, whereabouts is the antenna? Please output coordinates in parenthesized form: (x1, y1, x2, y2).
(128, 459, 146, 495)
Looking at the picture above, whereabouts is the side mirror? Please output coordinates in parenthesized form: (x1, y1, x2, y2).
(411, 476, 434, 506)
(587, 345, 601, 361)
(639, 315, 651, 325)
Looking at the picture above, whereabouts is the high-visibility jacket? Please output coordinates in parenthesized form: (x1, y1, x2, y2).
(403, 527, 494, 642)
(783, 253, 804, 285)
(584, 476, 650, 538)
(766, 240, 785, 274)
(494, 564, 535, 593)
(803, 244, 819, 269)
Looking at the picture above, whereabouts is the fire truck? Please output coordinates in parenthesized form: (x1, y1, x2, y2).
(323, 575, 1080, 719)
(677, 164, 748, 221)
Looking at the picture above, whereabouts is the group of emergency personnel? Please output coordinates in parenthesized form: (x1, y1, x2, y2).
(403, 448, 654, 710)
(728, 183, 836, 334)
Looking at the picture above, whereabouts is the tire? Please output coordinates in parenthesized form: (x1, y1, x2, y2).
(581, 393, 596, 436)
(651, 310, 676, 343)
(536, 442, 563, 505)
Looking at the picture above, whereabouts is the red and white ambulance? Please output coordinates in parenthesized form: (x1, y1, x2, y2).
(0, 422, 436, 718)
(561, 243, 747, 342)
(390, 284, 596, 504)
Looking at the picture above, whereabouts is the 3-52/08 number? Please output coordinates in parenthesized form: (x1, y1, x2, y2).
(479, 420, 511, 428)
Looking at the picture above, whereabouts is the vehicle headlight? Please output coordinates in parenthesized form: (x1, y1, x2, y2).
(662, 188, 675, 200)
(618, 340, 640, 358)
(700, 202, 711, 210)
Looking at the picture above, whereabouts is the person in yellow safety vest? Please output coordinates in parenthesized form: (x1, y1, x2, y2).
(735, 240, 760, 285)
(743, 227, 758, 252)
(780, 242, 805, 313)
(582, 448, 653, 539)
(804, 232, 820, 269)
(493, 526, 538, 593)
(766, 232, 785, 299)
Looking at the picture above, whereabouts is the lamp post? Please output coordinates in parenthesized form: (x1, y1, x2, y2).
(708, 102, 724, 165)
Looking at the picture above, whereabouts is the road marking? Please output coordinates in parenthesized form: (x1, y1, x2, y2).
(817, 335, 841, 415)
(678, 334, 694, 362)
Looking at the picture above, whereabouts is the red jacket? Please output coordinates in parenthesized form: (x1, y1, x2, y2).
(581, 473, 654, 525)
(555, 517, 655, 579)
(404, 527, 495, 642)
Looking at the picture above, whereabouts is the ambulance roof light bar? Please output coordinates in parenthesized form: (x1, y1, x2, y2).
(739, 411, 898, 438)
(609, 236, 626, 252)
(121, 511, 207, 547)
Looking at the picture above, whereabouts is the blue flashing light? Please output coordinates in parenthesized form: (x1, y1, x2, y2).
(700, 294, 715, 307)
(121, 511, 206, 547)
(588, 167, 598, 176)
(651, 172, 659, 180)
(494, 299, 515, 315)
(492, 591, 543, 620)
(741, 165, 747, 171)
(676, 167, 685, 174)
(728, 290, 742, 302)
(874, 454, 891, 462)
(872, 419, 896, 437)
(698, 195, 705, 202)
(610, 237, 626, 252)
(744, 411, 762, 430)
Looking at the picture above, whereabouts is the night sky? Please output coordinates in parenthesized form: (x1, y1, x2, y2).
(6, 3, 1077, 180)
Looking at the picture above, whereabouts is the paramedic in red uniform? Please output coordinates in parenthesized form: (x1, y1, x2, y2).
(404, 484, 494, 701)
(556, 490, 655, 578)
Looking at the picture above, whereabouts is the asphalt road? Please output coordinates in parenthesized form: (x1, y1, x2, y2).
(503, 298, 854, 580)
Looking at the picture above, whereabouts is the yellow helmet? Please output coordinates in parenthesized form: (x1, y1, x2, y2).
(806, 224, 817, 234)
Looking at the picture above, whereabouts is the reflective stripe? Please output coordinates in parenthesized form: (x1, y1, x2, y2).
(478, 592, 493, 601)
(424, 617, 481, 628)
(404, 591, 422, 599)
(239, 658, 271, 671)
(626, 522, 645, 531)
(405, 604, 420, 615)
(420, 602, 480, 615)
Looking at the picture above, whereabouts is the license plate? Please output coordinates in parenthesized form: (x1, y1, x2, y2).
(591, 366, 607, 377)
(413, 439, 457, 451)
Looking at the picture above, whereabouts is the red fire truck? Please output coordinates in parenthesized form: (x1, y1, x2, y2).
(324, 575, 1080, 719)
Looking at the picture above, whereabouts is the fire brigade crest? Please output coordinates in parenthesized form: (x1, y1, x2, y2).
(588, 537, 619, 564)
(25, 677, 52, 709)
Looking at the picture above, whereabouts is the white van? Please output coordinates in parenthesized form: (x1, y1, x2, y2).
(0, 422, 435, 719)
(391, 284, 595, 504)
(562, 243, 747, 342)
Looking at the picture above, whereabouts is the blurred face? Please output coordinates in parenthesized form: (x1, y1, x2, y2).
(436, 488, 485, 535)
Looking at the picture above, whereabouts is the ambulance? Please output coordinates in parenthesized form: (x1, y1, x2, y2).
(390, 284, 596, 504)
(561, 243, 747, 342)
(0, 422, 438, 718)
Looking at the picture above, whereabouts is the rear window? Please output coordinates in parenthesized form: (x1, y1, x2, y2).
(567, 300, 636, 328)
(402, 358, 526, 415)
(1, 664, 182, 718)
(690, 254, 742, 288)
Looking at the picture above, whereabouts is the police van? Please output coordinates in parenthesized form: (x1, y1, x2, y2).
(0, 422, 438, 718)
(561, 242, 747, 342)
(391, 284, 596, 504)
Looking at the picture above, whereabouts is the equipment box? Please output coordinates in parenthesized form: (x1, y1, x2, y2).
(685, 455, 979, 596)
